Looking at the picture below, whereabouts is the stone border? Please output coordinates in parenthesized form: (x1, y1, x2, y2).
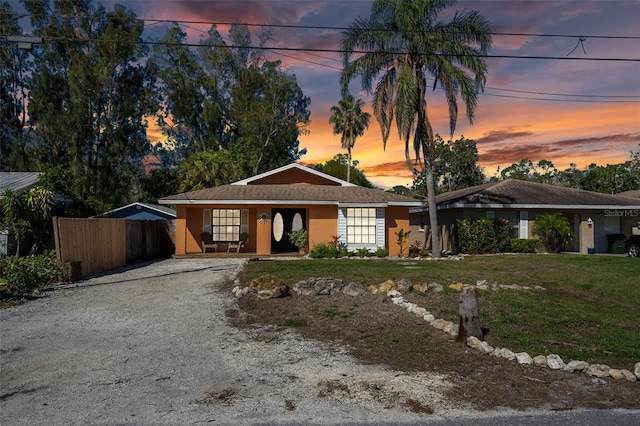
(385, 288, 639, 383)
(234, 274, 639, 383)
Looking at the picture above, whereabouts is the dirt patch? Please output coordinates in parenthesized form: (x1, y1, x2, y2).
(230, 281, 639, 411)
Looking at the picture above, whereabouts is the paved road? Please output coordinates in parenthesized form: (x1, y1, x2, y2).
(1, 258, 638, 425)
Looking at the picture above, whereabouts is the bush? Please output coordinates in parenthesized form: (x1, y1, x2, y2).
(456, 218, 511, 254)
(375, 247, 389, 258)
(0, 251, 61, 297)
(309, 242, 342, 258)
(509, 238, 542, 253)
(355, 247, 371, 258)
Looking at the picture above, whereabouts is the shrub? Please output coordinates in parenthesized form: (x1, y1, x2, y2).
(309, 241, 342, 258)
(0, 251, 61, 297)
(355, 247, 371, 258)
(375, 247, 389, 258)
(509, 238, 542, 253)
(456, 218, 511, 254)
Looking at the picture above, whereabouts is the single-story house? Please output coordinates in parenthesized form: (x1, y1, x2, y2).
(159, 163, 422, 256)
(410, 179, 640, 254)
(95, 202, 176, 221)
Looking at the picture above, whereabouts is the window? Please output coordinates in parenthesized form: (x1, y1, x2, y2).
(486, 211, 495, 219)
(519, 211, 528, 239)
(203, 209, 249, 241)
(346, 208, 376, 245)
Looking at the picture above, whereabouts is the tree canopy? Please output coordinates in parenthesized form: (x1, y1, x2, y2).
(340, 0, 492, 257)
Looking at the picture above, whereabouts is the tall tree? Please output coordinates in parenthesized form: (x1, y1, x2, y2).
(314, 154, 374, 188)
(340, 0, 491, 257)
(151, 22, 310, 178)
(329, 94, 371, 183)
(24, 0, 155, 210)
(0, 1, 35, 171)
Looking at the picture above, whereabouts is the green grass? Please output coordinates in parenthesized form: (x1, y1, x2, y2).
(243, 255, 640, 368)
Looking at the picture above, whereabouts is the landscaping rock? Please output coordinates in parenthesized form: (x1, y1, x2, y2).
(369, 280, 396, 294)
(635, 362, 640, 380)
(387, 289, 402, 297)
(478, 341, 494, 354)
(423, 314, 435, 323)
(395, 278, 411, 292)
(533, 355, 547, 366)
(428, 282, 443, 292)
(466, 336, 482, 350)
(342, 282, 364, 297)
(411, 307, 428, 317)
(620, 369, 637, 382)
(392, 297, 404, 305)
(232, 285, 249, 298)
(493, 348, 516, 361)
(609, 369, 623, 380)
(515, 352, 533, 365)
(249, 275, 289, 299)
(448, 283, 464, 292)
(412, 283, 430, 294)
(292, 280, 316, 296)
(564, 360, 589, 372)
(314, 278, 344, 295)
(475, 280, 489, 290)
(586, 364, 611, 378)
(491, 282, 500, 291)
(546, 354, 565, 370)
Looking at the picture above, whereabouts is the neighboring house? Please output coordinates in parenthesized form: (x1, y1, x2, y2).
(0, 172, 41, 196)
(95, 202, 176, 221)
(1, 172, 41, 256)
(410, 179, 640, 254)
(159, 163, 422, 256)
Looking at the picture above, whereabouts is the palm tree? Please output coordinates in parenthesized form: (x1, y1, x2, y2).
(329, 95, 371, 183)
(532, 213, 575, 253)
(340, 0, 491, 257)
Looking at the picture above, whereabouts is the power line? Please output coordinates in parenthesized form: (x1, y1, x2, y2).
(21, 36, 640, 62)
(7, 12, 640, 40)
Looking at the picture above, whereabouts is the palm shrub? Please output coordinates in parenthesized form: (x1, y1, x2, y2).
(532, 213, 575, 253)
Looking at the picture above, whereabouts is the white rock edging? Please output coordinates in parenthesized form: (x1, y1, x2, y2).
(385, 286, 638, 383)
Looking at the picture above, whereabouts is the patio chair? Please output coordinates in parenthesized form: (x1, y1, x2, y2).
(200, 232, 217, 253)
(228, 232, 249, 253)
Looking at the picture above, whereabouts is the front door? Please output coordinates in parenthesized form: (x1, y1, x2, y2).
(271, 208, 306, 253)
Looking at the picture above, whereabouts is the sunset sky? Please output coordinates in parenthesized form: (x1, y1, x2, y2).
(70, 1, 640, 187)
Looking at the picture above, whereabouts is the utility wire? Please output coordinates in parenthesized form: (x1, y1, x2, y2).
(5, 12, 640, 40)
(19, 36, 640, 62)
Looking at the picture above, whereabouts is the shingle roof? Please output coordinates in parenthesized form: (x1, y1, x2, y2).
(0, 172, 40, 195)
(159, 184, 422, 206)
(433, 179, 640, 209)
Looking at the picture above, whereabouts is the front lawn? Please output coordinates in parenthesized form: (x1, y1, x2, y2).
(241, 254, 640, 368)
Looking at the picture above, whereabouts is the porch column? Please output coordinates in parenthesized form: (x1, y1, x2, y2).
(579, 217, 595, 254)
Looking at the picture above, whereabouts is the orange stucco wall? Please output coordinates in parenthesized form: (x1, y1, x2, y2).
(308, 205, 339, 249)
(172, 204, 411, 256)
(386, 206, 410, 257)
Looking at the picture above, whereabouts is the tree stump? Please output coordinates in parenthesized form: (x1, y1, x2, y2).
(456, 285, 482, 342)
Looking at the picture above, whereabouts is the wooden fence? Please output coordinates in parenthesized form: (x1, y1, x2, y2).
(53, 217, 175, 280)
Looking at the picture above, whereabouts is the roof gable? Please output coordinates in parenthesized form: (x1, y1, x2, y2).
(95, 202, 176, 219)
(232, 163, 355, 187)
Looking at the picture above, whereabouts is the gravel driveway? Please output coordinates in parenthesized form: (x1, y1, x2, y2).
(3, 258, 637, 426)
(1, 258, 462, 425)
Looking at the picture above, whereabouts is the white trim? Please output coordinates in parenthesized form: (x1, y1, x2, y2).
(519, 211, 528, 239)
(231, 163, 357, 187)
